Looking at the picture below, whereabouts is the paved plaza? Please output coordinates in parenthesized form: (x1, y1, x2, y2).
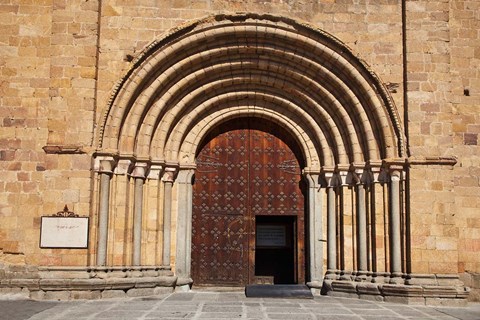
(1, 290, 479, 320)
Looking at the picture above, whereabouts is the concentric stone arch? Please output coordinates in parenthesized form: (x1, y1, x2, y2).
(97, 13, 405, 170)
(93, 13, 409, 288)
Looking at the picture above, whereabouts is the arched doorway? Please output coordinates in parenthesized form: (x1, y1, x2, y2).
(95, 14, 407, 295)
(191, 118, 306, 286)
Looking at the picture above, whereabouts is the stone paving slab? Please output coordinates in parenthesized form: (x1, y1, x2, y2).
(0, 291, 479, 320)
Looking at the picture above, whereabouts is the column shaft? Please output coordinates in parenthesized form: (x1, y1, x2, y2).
(132, 177, 144, 266)
(327, 187, 336, 271)
(97, 172, 111, 266)
(390, 173, 402, 274)
(163, 180, 173, 266)
(357, 184, 368, 271)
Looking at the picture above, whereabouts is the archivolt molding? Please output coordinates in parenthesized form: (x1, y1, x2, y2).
(97, 13, 405, 170)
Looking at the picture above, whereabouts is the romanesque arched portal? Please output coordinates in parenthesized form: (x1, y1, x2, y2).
(94, 13, 406, 291)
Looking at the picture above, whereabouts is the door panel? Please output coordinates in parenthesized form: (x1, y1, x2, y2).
(192, 119, 305, 286)
(192, 128, 250, 285)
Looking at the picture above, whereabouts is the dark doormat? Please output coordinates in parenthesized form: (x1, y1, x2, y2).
(245, 284, 313, 299)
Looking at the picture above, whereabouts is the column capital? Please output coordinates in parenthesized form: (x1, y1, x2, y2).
(303, 172, 321, 189)
(132, 162, 149, 179)
(176, 168, 195, 184)
(320, 167, 335, 187)
(114, 158, 133, 175)
(96, 156, 116, 174)
(162, 167, 177, 183)
(334, 164, 350, 186)
(147, 164, 163, 180)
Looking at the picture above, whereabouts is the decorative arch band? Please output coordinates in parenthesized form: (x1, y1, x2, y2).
(97, 13, 405, 171)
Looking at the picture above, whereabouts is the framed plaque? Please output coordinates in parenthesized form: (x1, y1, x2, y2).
(40, 216, 89, 249)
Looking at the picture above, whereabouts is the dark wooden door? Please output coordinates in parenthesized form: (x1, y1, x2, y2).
(192, 119, 305, 286)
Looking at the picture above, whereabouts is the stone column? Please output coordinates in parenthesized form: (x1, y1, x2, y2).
(147, 164, 164, 266)
(162, 167, 177, 266)
(132, 162, 148, 266)
(304, 173, 323, 285)
(324, 171, 337, 276)
(96, 157, 115, 266)
(355, 168, 368, 273)
(175, 168, 195, 285)
(389, 167, 403, 280)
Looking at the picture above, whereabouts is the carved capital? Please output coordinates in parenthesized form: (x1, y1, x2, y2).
(95, 156, 116, 174)
(132, 162, 149, 179)
(162, 167, 177, 183)
(147, 164, 163, 180)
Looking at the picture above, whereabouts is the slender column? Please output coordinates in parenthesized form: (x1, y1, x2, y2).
(162, 168, 176, 266)
(305, 173, 323, 284)
(147, 164, 163, 265)
(175, 169, 195, 282)
(356, 176, 368, 272)
(132, 162, 148, 266)
(389, 168, 402, 276)
(97, 157, 115, 266)
(325, 172, 337, 273)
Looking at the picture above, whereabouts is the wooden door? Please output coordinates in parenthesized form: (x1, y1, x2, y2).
(192, 119, 305, 286)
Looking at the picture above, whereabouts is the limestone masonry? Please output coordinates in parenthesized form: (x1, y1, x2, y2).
(0, 0, 479, 303)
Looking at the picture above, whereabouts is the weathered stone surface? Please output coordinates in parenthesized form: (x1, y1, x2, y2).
(101, 289, 127, 299)
(70, 278, 106, 290)
(154, 286, 174, 295)
(9, 279, 40, 290)
(39, 279, 71, 291)
(126, 288, 155, 297)
(44, 291, 71, 301)
(70, 290, 102, 300)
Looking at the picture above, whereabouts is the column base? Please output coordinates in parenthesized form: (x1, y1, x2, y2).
(312, 272, 470, 306)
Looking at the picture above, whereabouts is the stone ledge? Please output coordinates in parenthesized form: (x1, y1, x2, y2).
(0, 265, 179, 300)
(310, 272, 470, 306)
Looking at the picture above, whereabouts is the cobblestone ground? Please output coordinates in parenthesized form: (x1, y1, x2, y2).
(1, 291, 479, 320)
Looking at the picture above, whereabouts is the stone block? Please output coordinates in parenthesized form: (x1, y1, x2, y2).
(107, 271, 127, 278)
(405, 274, 437, 286)
(384, 295, 425, 305)
(126, 287, 155, 297)
(105, 277, 136, 290)
(10, 278, 40, 290)
(29, 290, 46, 300)
(134, 277, 158, 288)
(424, 297, 468, 307)
(326, 290, 358, 299)
(142, 270, 159, 277)
(70, 290, 101, 300)
(331, 280, 357, 293)
(71, 278, 105, 290)
(422, 285, 459, 298)
(359, 294, 384, 302)
(39, 279, 71, 291)
(157, 276, 177, 287)
(153, 286, 173, 295)
(381, 284, 423, 297)
(102, 289, 127, 299)
(44, 290, 71, 301)
(356, 282, 381, 295)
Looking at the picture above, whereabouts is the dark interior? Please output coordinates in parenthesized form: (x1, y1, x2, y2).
(255, 216, 296, 284)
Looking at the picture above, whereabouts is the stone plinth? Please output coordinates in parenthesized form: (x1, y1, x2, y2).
(0, 265, 179, 300)
(310, 272, 470, 306)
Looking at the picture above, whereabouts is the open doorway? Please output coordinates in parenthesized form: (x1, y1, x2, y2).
(255, 216, 297, 284)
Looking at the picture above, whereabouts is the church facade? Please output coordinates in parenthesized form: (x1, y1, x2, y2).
(0, 1, 479, 303)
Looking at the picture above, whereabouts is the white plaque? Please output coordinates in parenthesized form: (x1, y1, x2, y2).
(40, 216, 89, 248)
